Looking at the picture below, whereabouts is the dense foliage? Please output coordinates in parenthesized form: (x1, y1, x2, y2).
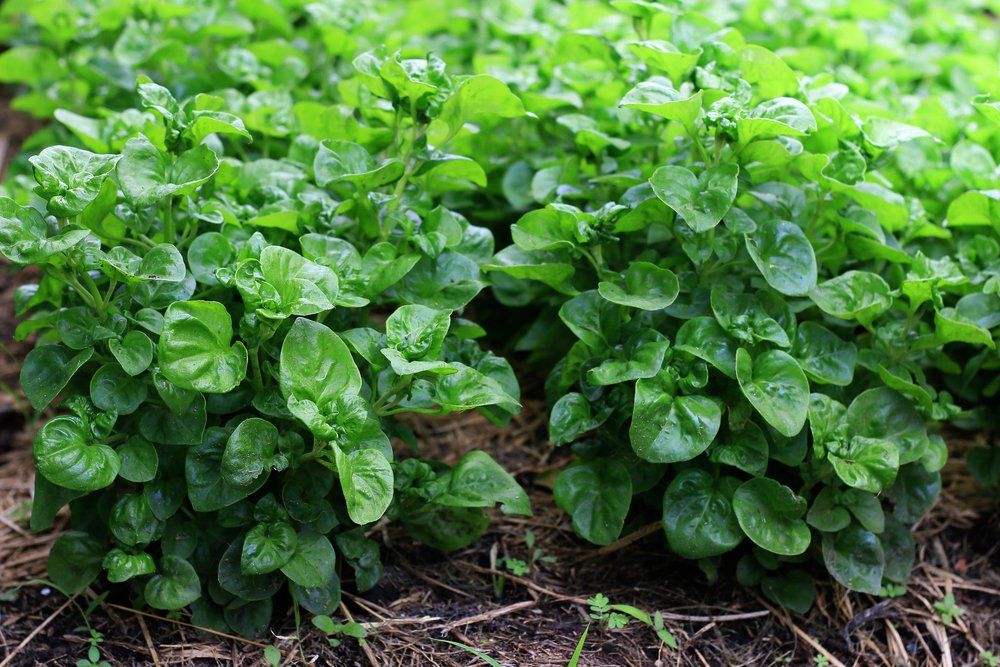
(0, 0, 997, 635)
(0, 1, 533, 635)
(480, 0, 1000, 608)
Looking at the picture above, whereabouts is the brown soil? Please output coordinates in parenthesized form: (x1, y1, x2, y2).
(0, 89, 997, 667)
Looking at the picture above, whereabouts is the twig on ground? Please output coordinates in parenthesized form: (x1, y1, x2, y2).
(0, 593, 77, 667)
(437, 599, 537, 632)
(104, 603, 268, 648)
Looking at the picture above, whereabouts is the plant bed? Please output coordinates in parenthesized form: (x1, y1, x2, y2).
(0, 0, 998, 664)
(0, 399, 997, 666)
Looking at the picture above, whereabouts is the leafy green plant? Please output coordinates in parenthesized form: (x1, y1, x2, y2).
(934, 593, 965, 626)
(1, 0, 997, 637)
(312, 614, 368, 648)
(0, 5, 534, 632)
(588, 593, 677, 649)
(479, 0, 998, 609)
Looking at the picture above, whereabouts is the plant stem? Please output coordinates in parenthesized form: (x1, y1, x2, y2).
(163, 198, 175, 242)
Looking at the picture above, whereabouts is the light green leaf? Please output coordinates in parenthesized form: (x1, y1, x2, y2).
(158, 301, 248, 393)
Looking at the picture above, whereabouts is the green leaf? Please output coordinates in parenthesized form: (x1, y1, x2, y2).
(845, 388, 929, 465)
(118, 134, 219, 208)
(862, 118, 933, 149)
(103, 549, 155, 583)
(649, 164, 739, 232)
(762, 570, 815, 614)
(242, 521, 297, 574)
(881, 516, 915, 583)
(628, 41, 701, 85)
(0, 198, 89, 264)
(91, 363, 147, 415)
(225, 597, 273, 638)
(733, 477, 810, 556)
(587, 336, 671, 386)
(558, 290, 619, 350)
(110, 493, 161, 546)
(47, 531, 104, 595)
(280, 317, 362, 424)
(240, 246, 340, 318)
(158, 300, 248, 393)
(223, 418, 280, 486)
(806, 487, 851, 532)
(809, 271, 892, 325)
(946, 190, 1000, 228)
(631, 376, 721, 463)
(34, 416, 120, 492)
(145, 556, 202, 610)
(20, 344, 93, 410)
(280, 531, 337, 587)
(384, 304, 451, 363)
(661, 469, 743, 559)
(29, 146, 119, 217)
(549, 393, 609, 444)
(484, 246, 578, 295)
(737, 98, 816, 144)
(598, 262, 679, 310)
(314, 139, 403, 190)
(218, 537, 284, 601)
(290, 573, 342, 615)
(187, 428, 268, 512)
(434, 74, 526, 144)
(554, 460, 631, 546)
(739, 45, 798, 99)
(821, 525, 884, 594)
(99, 244, 186, 283)
(744, 219, 817, 296)
(791, 322, 856, 386)
(620, 79, 703, 128)
(675, 317, 738, 378)
(828, 436, 899, 493)
(935, 307, 996, 348)
(30, 475, 84, 532)
(429, 451, 530, 515)
(888, 464, 941, 523)
(710, 422, 769, 477)
(117, 437, 158, 483)
(109, 331, 154, 376)
(335, 447, 393, 525)
(510, 208, 582, 252)
(187, 110, 251, 144)
(735, 348, 809, 437)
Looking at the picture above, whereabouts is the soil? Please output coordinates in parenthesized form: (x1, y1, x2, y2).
(0, 90, 997, 667)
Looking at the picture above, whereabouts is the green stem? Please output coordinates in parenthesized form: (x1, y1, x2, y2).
(579, 248, 604, 277)
(373, 376, 413, 414)
(249, 347, 264, 392)
(388, 100, 425, 214)
(163, 198, 175, 242)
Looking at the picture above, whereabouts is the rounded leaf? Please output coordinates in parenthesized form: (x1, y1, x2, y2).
(744, 219, 817, 296)
(553, 460, 631, 546)
(598, 261, 679, 310)
(735, 348, 809, 438)
(158, 300, 248, 393)
(34, 416, 120, 492)
(241, 521, 298, 574)
(662, 469, 743, 559)
(631, 390, 721, 463)
(821, 525, 884, 594)
(733, 477, 810, 556)
(145, 556, 202, 610)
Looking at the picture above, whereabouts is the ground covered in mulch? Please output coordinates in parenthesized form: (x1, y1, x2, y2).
(0, 396, 997, 667)
(0, 94, 997, 667)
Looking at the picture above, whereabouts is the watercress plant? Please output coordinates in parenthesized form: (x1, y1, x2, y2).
(1, 58, 530, 636)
